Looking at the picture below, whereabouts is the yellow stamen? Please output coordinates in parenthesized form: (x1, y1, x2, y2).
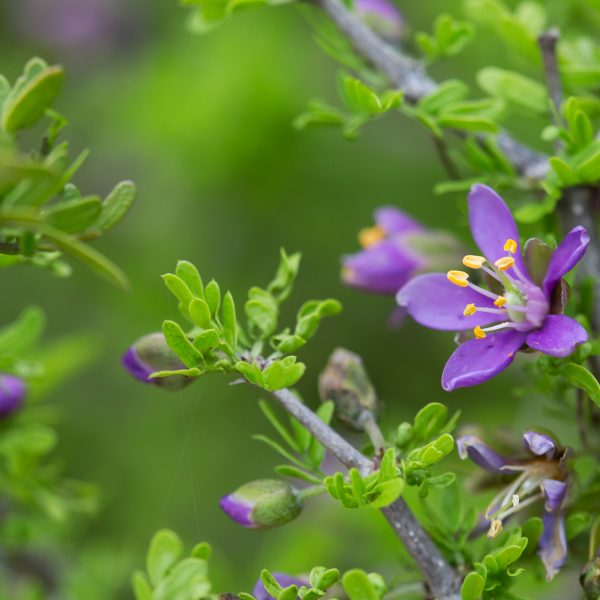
(494, 256, 515, 271)
(358, 225, 386, 248)
(463, 303, 477, 316)
(462, 255, 486, 269)
(494, 296, 507, 308)
(504, 238, 517, 254)
(447, 270, 469, 287)
(474, 325, 486, 339)
(488, 519, 503, 538)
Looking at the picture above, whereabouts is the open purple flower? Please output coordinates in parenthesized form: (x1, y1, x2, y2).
(397, 184, 589, 391)
(0, 374, 26, 418)
(342, 207, 462, 296)
(253, 573, 308, 600)
(356, 0, 405, 43)
(458, 431, 568, 580)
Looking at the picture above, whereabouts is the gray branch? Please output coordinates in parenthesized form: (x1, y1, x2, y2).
(271, 388, 461, 600)
(316, 0, 549, 181)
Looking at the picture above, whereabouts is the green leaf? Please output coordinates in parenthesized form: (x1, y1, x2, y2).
(267, 248, 302, 302)
(0, 305, 45, 355)
(192, 329, 219, 353)
(222, 291, 238, 351)
(427, 472, 456, 488)
(146, 529, 184, 586)
(437, 113, 498, 133)
(2, 64, 65, 133)
(153, 558, 210, 600)
(234, 361, 264, 386)
(150, 367, 202, 379)
(204, 279, 221, 316)
(566, 511, 591, 540)
(176, 261, 204, 298)
(162, 320, 202, 368)
(163, 274, 194, 317)
(342, 569, 379, 600)
(477, 67, 547, 115)
(576, 149, 600, 182)
(262, 356, 306, 391)
(461, 572, 485, 600)
(279, 586, 299, 600)
(131, 571, 153, 600)
(316, 568, 340, 591)
(413, 402, 448, 440)
(258, 399, 300, 453)
(246, 287, 278, 339)
(365, 478, 405, 508)
(191, 542, 212, 560)
(562, 362, 600, 406)
(261, 570, 283, 599)
(548, 156, 579, 186)
(274, 464, 323, 484)
(189, 298, 212, 329)
(417, 433, 454, 465)
(419, 80, 469, 115)
(43, 195, 102, 233)
(96, 180, 136, 230)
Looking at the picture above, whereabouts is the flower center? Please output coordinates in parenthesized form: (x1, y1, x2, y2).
(447, 238, 549, 338)
(358, 225, 386, 248)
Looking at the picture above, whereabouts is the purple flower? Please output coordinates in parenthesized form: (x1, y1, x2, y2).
(342, 207, 461, 296)
(355, 0, 404, 43)
(458, 431, 568, 580)
(0, 374, 26, 418)
(397, 184, 589, 391)
(252, 574, 308, 600)
(122, 332, 193, 391)
(219, 479, 302, 530)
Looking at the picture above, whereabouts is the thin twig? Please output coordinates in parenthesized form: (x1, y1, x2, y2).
(538, 27, 564, 154)
(316, 0, 549, 181)
(432, 135, 460, 180)
(271, 388, 460, 599)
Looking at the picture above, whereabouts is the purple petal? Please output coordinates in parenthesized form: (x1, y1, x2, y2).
(523, 431, 556, 458)
(542, 479, 567, 513)
(441, 329, 527, 391)
(0, 374, 26, 418)
(543, 226, 589, 297)
(253, 574, 308, 600)
(121, 347, 153, 383)
(342, 239, 421, 295)
(396, 273, 499, 331)
(468, 184, 530, 281)
(219, 494, 254, 528)
(539, 511, 567, 581)
(525, 315, 588, 358)
(375, 207, 422, 235)
(456, 435, 510, 473)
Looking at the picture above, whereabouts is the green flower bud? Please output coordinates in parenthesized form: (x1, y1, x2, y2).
(580, 558, 600, 600)
(396, 422, 413, 447)
(318, 348, 378, 430)
(220, 479, 302, 530)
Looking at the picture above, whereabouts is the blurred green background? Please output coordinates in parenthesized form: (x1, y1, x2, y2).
(0, 0, 581, 598)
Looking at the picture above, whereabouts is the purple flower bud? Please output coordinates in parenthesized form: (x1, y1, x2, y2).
(456, 435, 511, 473)
(122, 332, 193, 391)
(0, 374, 26, 418)
(219, 479, 302, 530)
(355, 0, 405, 43)
(252, 574, 308, 600)
(523, 431, 556, 458)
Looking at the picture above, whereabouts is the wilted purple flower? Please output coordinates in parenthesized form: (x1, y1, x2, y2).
(458, 431, 568, 580)
(252, 573, 308, 600)
(397, 184, 589, 391)
(219, 479, 302, 530)
(0, 374, 26, 418)
(122, 332, 193, 391)
(355, 0, 405, 43)
(342, 207, 461, 296)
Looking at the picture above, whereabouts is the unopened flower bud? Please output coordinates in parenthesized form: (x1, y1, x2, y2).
(580, 558, 600, 599)
(122, 332, 192, 391)
(356, 0, 405, 43)
(219, 479, 302, 530)
(318, 348, 378, 430)
(396, 422, 413, 447)
(0, 374, 26, 418)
